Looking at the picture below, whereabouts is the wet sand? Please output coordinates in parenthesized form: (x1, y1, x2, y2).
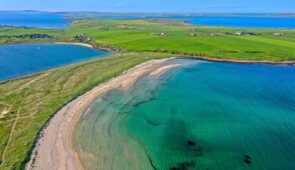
(26, 58, 181, 170)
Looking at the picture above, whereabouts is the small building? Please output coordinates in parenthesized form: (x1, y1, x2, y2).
(73, 34, 91, 41)
(273, 33, 284, 36)
(191, 33, 200, 37)
(235, 32, 243, 36)
(235, 31, 259, 36)
(160, 32, 167, 36)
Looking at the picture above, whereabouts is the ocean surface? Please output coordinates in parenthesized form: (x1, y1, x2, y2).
(0, 11, 69, 28)
(170, 16, 295, 28)
(1, 11, 294, 29)
(0, 44, 110, 81)
(97, 15, 295, 28)
(75, 59, 295, 170)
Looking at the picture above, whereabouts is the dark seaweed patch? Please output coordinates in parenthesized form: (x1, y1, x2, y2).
(169, 160, 196, 170)
(144, 116, 160, 126)
(187, 140, 196, 146)
(244, 159, 251, 164)
(244, 155, 251, 159)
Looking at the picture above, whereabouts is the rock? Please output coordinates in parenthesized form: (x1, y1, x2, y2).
(244, 155, 251, 159)
(244, 159, 251, 164)
(187, 140, 196, 146)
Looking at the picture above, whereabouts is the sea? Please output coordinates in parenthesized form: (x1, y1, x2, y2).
(1, 11, 294, 29)
(74, 59, 295, 170)
(0, 11, 69, 28)
(0, 44, 110, 81)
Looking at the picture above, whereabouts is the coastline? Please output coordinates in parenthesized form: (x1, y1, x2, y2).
(53, 42, 116, 52)
(25, 58, 181, 170)
(0, 42, 294, 66)
(53, 42, 94, 48)
(190, 56, 295, 66)
(0, 43, 113, 84)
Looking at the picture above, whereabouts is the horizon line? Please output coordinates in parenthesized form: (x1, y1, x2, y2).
(0, 10, 294, 14)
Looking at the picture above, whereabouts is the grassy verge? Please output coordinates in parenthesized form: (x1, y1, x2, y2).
(0, 52, 180, 170)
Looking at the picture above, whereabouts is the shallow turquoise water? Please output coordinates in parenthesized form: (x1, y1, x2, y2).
(0, 44, 110, 81)
(75, 59, 295, 170)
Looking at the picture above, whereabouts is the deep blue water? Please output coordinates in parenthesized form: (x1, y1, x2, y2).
(98, 15, 295, 28)
(169, 16, 295, 28)
(1, 11, 294, 29)
(0, 11, 69, 28)
(0, 44, 110, 81)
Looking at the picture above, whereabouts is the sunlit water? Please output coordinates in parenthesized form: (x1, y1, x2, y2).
(170, 16, 295, 28)
(75, 59, 295, 170)
(0, 44, 110, 81)
(0, 11, 69, 28)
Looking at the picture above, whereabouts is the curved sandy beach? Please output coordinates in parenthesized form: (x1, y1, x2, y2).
(53, 42, 94, 48)
(26, 58, 181, 170)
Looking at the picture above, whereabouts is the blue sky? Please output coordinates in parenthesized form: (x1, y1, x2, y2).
(1, 0, 294, 13)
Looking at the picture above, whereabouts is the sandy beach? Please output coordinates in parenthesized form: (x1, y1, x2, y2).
(53, 42, 95, 48)
(26, 58, 181, 170)
(53, 42, 115, 52)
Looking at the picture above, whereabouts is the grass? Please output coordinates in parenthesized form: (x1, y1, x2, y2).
(0, 52, 179, 170)
(65, 19, 295, 61)
(1, 19, 295, 61)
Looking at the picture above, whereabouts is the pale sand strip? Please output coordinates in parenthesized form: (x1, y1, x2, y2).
(26, 58, 180, 170)
(53, 42, 94, 48)
(149, 64, 182, 76)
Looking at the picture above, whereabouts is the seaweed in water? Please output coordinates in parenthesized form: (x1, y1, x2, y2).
(144, 116, 160, 126)
(243, 154, 252, 165)
(244, 159, 251, 164)
(169, 160, 196, 170)
(187, 140, 196, 146)
(244, 155, 251, 159)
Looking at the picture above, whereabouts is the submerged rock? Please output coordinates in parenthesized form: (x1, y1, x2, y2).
(169, 160, 196, 170)
(187, 140, 196, 146)
(244, 155, 251, 159)
(244, 159, 251, 164)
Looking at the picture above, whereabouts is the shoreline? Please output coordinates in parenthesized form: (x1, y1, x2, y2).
(52, 42, 115, 52)
(0, 42, 294, 66)
(0, 43, 113, 84)
(25, 58, 181, 170)
(190, 56, 295, 66)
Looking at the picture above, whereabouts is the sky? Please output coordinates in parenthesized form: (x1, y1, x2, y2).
(0, 0, 294, 13)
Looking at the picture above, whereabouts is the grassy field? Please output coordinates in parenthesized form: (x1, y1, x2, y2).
(1, 19, 295, 61)
(0, 52, 179, 169)
(65, 19, 295, 61)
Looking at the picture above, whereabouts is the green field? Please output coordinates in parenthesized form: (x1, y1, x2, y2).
(1, 19, 295, 61)
(0, 19, 295, 169)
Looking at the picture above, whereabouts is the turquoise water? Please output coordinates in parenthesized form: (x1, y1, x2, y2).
(0, 11, 69, 28)
(0, 44, 110, 81)
(75, 59, 295, 170)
